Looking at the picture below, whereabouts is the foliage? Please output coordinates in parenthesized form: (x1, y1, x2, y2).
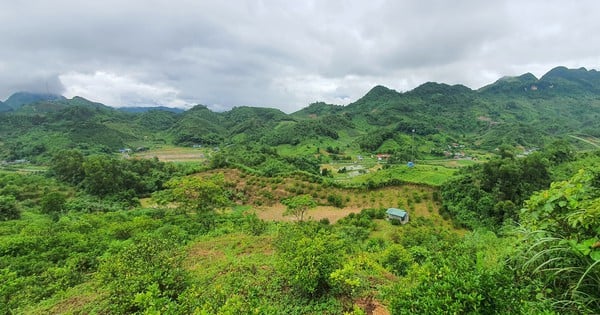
(379, 244, 413, 276)
(0, 196, 19, 221)
(98, 234, 189, 314)
(49, 149, 85, 185)
(39, 192, 67, 216)
(50, 151, 180, 202)
(519, 167, 600, 313)
(388, 230, 548, 314)
(282, 194, 317, 221)
(275, 222, 345, 297)
(346, 164, 456, 187)
(161, 173, 230, 216)
(441, 152, 551, 229)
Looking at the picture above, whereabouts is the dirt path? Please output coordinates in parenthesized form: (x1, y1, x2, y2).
(569, 135, 600, 148)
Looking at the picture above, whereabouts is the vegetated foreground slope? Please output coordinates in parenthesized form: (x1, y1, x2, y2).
(1, 66, 600, 314)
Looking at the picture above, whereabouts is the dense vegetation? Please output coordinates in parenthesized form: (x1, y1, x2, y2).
(1, 66, 599, 314)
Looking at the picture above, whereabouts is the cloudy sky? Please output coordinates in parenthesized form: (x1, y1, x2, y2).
(2, 1, 599, 112)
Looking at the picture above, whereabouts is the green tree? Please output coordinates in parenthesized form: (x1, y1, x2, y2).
(40, 192, 67, 217)
(164, 174, 230, 213)
(282, 194, 317, 221)
(98, 235, 189, 313)
(275, 223, 343, 297)
(81, 155, 126, 196)
(380, 244, 413, 276)
(50, 149, 85, 185)
(545, 139, 574, 164)
(0, 196, 19, 221)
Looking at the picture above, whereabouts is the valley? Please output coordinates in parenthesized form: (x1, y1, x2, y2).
(0, 66, 599, 314)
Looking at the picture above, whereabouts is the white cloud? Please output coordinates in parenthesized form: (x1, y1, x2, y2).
(2, 1, 600, 111)
(59, 71, 190, 108)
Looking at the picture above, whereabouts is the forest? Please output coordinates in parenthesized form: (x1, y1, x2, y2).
(0, 66, 599, 314)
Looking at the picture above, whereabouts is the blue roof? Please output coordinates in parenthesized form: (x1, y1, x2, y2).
(386, 208, 407, 218)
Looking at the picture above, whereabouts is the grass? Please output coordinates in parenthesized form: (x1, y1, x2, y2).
(341, 163, 457, 187)
(132, 145, 211, 162)
(0, 163, 48, 174)
(18, 281, 106, 315)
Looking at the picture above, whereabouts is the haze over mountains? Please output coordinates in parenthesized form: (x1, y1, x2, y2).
(1, 66, 600, 161)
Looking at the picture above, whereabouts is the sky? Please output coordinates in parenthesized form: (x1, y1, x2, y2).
(2, 1, 600, 113)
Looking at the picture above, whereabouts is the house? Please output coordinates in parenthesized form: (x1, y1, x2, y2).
(376, 154, 391, 161)
(386, 208, 409, 224)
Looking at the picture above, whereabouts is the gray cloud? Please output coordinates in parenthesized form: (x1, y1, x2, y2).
(1, 0, 600, 112)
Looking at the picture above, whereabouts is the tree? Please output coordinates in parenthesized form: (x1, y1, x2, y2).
(164, 174, 230, 213)
(81, 155, 126, 196)
(50, 149, 85, 185)
(98, 235, 189, 313)
(40, 192, 66, 217)
(0, 196, 19, 221)
(275, 222, 343, 297)
(282, 194, 317, 221)
(545, 139, 574, 164)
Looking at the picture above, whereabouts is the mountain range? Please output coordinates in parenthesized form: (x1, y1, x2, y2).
(2, 66, 600, 161)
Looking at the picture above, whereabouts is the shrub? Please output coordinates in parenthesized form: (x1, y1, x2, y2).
(40, 192, 67, 215)
(327, 193, 346, 208)
(0, 196, 20, 221)
(98, 235, 189, 313)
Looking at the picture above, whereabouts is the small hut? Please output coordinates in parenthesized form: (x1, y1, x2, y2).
(386, 208, 409, 224)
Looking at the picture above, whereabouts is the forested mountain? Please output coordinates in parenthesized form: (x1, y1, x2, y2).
(117, 106, 185, 114)
(2, 66, 600, 162)
(2, 92, 65, 110)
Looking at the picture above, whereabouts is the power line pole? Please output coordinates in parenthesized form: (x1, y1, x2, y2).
(411, 129, 415, 163)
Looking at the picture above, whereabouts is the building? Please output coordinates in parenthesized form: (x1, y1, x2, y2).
(386, 208, 409, 224)
(376, 154, 391, 161)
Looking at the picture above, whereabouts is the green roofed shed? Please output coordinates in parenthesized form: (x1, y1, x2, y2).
(386, 208, 409, 224)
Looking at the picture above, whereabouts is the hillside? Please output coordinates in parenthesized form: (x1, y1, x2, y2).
(1, 66, 600, 314)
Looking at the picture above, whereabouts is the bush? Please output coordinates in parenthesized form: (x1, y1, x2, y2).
(327, 193, 346, 208)
(0, 196, 20, 221)
(380, 244, 413, 276)
(40, 192, 66, 216)
(98, 235, 189, 313)
(275, 223, 344, 297)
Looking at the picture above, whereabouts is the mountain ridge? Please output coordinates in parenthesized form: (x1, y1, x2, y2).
(2, 66, 600, 161)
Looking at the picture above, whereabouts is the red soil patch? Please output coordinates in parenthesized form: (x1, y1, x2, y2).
(357, 297, 390, 315)
(45, 292, 99, 315)
(254, 204, 363, 223)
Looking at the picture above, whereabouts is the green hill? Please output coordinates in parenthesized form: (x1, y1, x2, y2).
(3, 92, 65, 110)
(2, 66, 600, 162)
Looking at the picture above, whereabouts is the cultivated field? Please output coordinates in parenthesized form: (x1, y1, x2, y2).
(161, 168, 455, 228)
(132, 146, 210, 162)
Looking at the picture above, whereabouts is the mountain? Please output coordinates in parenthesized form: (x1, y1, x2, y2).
(3, 92, 66, 110)
(539, 66, 600, 94)
(478, 73, 539, 94)
(480, 66, 600, 95)
(2, 66, 600, 162)
(292, 102, 345, 119)
(0, 100, 8, 112)
(117, 106, 185, 114)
